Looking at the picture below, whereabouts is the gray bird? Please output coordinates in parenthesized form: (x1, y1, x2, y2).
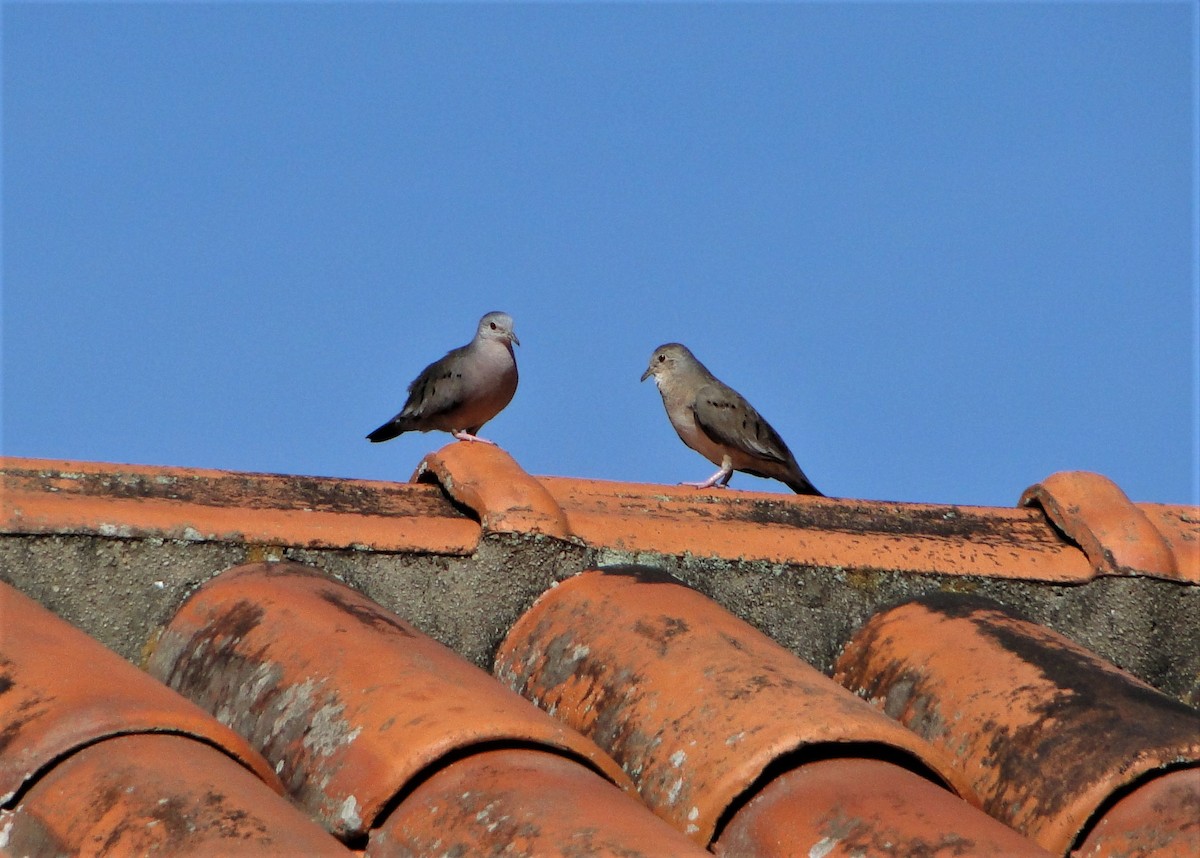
(368, 311, 519, 446)
(641, 343, 822, 495)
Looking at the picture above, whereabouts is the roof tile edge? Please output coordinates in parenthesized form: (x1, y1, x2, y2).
(0, 456, 479, 555)
(413, 442, 573, 540)
(1022, 471, 1198, 584)
(4, 456, 1195, 585)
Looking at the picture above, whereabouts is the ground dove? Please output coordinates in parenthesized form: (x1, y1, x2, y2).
(641, 343, 822, 495)
(368, 311, 519, 446)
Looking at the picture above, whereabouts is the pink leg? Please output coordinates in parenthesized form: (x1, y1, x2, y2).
(452, 430, 497, 446)
(682, 466, 731, 489)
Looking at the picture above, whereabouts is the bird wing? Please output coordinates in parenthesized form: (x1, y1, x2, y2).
(394, 345, 471, 423)
(691, 382, 794, 466)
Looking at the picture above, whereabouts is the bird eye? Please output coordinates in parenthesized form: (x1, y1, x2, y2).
(657, 354, 665, 363)
(489, 322, 497, 330)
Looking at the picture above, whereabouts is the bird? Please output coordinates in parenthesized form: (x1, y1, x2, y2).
(641, 343, 822, 495)
(367, 311, 519, 446)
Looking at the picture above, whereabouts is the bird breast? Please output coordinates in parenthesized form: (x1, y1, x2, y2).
(659, 385, 729, 469)
(455, 340, 518, 425)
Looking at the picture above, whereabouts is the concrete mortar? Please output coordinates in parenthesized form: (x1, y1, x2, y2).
(2, 532, 1197, 707)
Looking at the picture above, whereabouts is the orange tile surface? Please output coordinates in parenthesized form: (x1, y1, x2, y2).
(537, 475, 1098, 581)
(1022, 471, 1198, 583)
(416, 442, 572, 538)
(2, 451, 1195, 853)
(1073, 768, 1200, 858)
(146, 562, 632, 841)
(713, 758, 1053, 857)
(0, 581, 280, 805)
(3, 734, 350, 856)
(1137, 503, 1200, 582)
(7, 454, 1198, 584)
(368, 748, 708, 857)
(495, 567, 977, 846)
(1, 456, 478, 554)
(833, 594, 1200, 855)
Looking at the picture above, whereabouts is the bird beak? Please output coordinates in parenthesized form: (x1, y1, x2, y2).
(640, 366, 653, 382)
(510, 332, 521, 347)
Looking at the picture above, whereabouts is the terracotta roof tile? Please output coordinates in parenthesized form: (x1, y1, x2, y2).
(712, 758, 1054, 857)
(416, 443, 571, 538)
(144, 562, 644, 845)
(1073, 767, 1200, 858)
(0, 457, 478, 554)
(493, 567, 1058, 853)
(1, 449, 1196, 855)
(538, 474, 1094, 580)
(1136, 503, 1200, 581)
(2, 734, 350, 856)
(0, 581, 347, 855)
(7, 450, 1196, 585)
(1021, 471, 1198, 583)
(832, 594, 1200, 855)
(421, 444, 1198, 584)
(0, 581, 279, 804)
(369, 748, 707, 856)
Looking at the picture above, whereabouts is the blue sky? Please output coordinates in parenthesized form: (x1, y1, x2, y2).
(3, 2, 1196, 507)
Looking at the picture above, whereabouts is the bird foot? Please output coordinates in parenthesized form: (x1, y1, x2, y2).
(681, 468, 731, 490)
(452, 431, 496, 445)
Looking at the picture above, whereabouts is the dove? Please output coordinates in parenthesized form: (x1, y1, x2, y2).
(367, 311, 519, 446)
(641, 343, 822, 495)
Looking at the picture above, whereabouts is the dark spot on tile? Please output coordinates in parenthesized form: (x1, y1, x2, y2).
(317, 589, 414, 637)
(3, 464, 469, 521)
(840, 596, 1200, 832)
(632, 615, 691, 656)
(734, 499, 1064, 552)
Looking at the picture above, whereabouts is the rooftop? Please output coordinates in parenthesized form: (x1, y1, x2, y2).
(1, 445, 1197, 856)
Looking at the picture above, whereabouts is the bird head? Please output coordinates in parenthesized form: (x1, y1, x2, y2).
(640, 342, 694, 384)
(478, 311, 520, 347)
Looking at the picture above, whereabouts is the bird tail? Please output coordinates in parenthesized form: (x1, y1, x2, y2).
(366, 421, 406, 443)
(786, 473, 823, 496)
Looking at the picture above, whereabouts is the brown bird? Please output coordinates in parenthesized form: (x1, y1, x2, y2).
(368, 312, 519, 445)
(641, 343, 822, 495)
